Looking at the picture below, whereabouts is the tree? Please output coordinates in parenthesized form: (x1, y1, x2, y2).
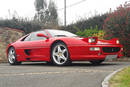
(47, 0, 58, 26)
(34, 0, 59, 28)
(34, 0, 47, 21)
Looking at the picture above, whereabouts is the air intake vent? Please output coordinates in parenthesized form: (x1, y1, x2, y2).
(24, 49, 31, 55)
(102, 47, 120, 53)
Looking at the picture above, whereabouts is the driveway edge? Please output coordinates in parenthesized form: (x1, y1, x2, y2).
(102, 68, 124, 87)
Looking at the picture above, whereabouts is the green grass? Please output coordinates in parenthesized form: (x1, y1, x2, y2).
(110, 67, 130, 87)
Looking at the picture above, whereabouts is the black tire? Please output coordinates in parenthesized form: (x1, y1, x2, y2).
(51, 42, 71, 66)
(8, 47, 21, 65)
(90, 60, 104, 65)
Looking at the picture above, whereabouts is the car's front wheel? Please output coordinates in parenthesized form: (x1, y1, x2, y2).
(51, 42, 71, 66)
(8, 47, 21, 65)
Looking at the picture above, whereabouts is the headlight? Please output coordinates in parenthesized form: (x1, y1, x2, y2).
(88, 38, 96, 43)
(116, 40, 120, 44)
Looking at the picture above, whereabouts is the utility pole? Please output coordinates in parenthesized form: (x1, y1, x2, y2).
(64, 0, 66, 29)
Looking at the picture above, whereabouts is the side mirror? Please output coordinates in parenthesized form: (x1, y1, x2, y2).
(37, 33, 49, 38)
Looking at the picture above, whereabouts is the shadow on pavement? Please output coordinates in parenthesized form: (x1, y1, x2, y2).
(18, 62, 120, 67)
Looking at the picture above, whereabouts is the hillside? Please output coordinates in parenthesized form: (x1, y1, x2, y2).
(0, 27, 25, 62)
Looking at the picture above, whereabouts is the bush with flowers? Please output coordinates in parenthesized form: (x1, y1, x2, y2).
(103, 2, 130, 56)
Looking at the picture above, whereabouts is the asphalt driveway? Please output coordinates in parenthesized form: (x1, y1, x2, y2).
(0, 62, 130, 87)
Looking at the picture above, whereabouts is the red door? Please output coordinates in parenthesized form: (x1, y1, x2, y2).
(16, 31, 50, 61)
(19, 40, 48, 58)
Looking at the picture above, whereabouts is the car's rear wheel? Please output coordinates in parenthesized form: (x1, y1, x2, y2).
(51, 42, 71, 66)
(8, 47, 21, 65)
(90, 60, 104, 65)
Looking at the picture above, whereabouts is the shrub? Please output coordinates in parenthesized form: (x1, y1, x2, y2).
(61, 14, 108, 34)
(75, 26, 105, 39)
(103, 2, 130, 56)
(0, 17, 42, 34)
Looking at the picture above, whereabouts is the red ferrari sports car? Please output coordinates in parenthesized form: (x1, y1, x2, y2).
(7, 29, 123, 66)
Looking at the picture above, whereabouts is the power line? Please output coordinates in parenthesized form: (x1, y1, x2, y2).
(58, 0, 87, 11)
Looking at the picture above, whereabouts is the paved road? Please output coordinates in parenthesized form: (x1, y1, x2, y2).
(0, 62, 130, 87)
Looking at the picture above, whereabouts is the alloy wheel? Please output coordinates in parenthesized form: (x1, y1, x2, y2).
(52, 44, 68, 65)
(8, 48, 16, 64)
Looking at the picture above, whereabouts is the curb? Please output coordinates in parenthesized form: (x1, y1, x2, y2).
(102, 68, 124, 87)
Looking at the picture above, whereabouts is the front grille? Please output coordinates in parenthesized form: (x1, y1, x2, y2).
(102, 47, 120, 53)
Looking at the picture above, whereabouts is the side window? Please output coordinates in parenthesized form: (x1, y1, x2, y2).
(23, 34, 32, 41)
(30, 31, 47, 41)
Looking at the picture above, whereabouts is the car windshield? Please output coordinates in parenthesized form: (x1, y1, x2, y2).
(47, 30, 77, 37)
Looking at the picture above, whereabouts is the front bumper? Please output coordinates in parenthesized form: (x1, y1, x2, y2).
(70, 44, 123, 61)
(88, 44, 123, 60)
